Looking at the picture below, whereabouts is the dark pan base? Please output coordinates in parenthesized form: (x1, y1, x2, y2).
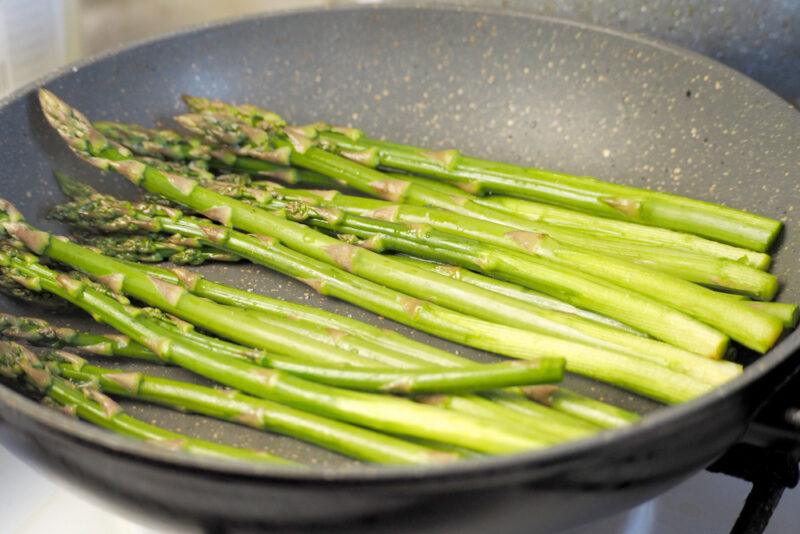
(0, 5, 798, 531)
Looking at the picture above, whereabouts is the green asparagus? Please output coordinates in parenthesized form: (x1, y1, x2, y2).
(0, 340, 294, 464)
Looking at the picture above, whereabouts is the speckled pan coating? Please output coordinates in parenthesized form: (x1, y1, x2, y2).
(0, 5, 798, 530)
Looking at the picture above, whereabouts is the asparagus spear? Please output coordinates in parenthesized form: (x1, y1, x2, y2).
(7, 202, 586, 440)
(518, 386, 641, 429)
(61, 221, 644, 338)
(42, 352, 470, 464)
(55, 206, 742, 387)
(37, 90, 715, 402)
(268, 187, 776, 299)
(744, 302, 798, 328)
(288, 199, 781, 354)
(75, 232, 240, 264)
(3, 307, 566, 395)
(169, 103, 777, 354)
(311, 132, 781, 252)
(49, 178, 619, 431)
(476, 194, 778, 262)
(0, 252, 546, 454)
(385, 257, 744, 380)
(182, 95, 782, 251)
(10, 198, 710, 404)
(50, 175, 477, 368)
(150, 118, 730, 355)
(0, 312, 155, 359)
(51, 189, 732, 381)
(0, 340, 295, 464)
(0, 308, 599, 440)
(95, 119, 773, 269)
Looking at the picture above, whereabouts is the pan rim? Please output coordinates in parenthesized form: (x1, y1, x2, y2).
(1, 1, 798, 485)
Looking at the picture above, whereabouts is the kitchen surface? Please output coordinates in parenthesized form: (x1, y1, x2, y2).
(1, 1, 798, 533)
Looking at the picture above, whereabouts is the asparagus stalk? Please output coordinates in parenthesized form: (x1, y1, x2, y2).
(385, 258, 743, 381)
(49, 175, 476, 368)
(10, 219, 461, 371)
(0, 253, 545, 454)
(0, 309, 595, 440)
(75, 232, 240, 264)
(169, 104, 772, 355)
(0, 340, 294, 464)
(51, 188, 522, 370)
(7, 202, 586, 442)
(38, 89, 715, 402)
(311, 133, 781, 252)
(269, 187, 776, 299)
(4, 306, 566, 395)
(744, 302, 798, 328)
(43, 353, 469, 464)
(173, 119, 732, 354)
(49, 178, 616, 432)
(292, 201, 781, 354)
(12, 199, 709, 404)
(478, 195, 772, 269)
(518, 386, 641, 429)
(0, 312, 155, 359)
(52, 189, 732, 381)
(95, 118, 773, 269)
(57, 205, 741, 386)
(182, 95, 782, 251)
(64, 221, 644, 338)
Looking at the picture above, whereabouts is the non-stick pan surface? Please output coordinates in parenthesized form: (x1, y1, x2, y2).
(0, 5, 798, 532)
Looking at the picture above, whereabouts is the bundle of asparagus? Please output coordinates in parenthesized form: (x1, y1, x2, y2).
(0, 88, 792, 469)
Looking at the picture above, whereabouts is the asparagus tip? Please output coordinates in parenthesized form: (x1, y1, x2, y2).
(0, 198, 25, 223)
(53, 171, 97, 199)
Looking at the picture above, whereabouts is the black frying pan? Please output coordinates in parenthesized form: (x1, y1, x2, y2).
(0, 5, 798, 533)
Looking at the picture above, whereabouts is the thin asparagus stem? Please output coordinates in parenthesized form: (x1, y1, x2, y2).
(62, 205, 739, 387)
(36, 90, 717, 402)
(385, 257, 742, 384)
(52, 187, 735, 382)
(49, 177, 615, 434)
(182, 95, 782, 251)
(478, 195, 772, 269)
(711, 294, 798, 328)
(14, 198, 706, 405)
(0, 307, 595, 441)
(173, 104, 781, 354)
(290, 199, 781, 354)
(0, 312, 155, 359)
(94, 117, 774, 268)
(2, 305, 565, 395)
(519, 386, 641, 429)
(266, 186, 776, 298)
(0, 252, 545, 454)
(45, 354, 467, 464)
(389, 256, 640, 333)
(75, 232, 240, 264)
(0, 340, 294, 464)
(311, 134, 781, 252)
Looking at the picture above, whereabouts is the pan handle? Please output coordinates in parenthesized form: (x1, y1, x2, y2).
(785, 408, 800, 430)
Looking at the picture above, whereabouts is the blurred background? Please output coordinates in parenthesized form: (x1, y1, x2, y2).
(1, 0, 798, 105)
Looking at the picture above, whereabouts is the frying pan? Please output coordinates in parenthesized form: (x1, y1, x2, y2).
(1, 5, 798, 532)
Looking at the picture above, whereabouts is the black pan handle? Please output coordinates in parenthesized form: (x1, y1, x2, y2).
(785, 408, 800, 430)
